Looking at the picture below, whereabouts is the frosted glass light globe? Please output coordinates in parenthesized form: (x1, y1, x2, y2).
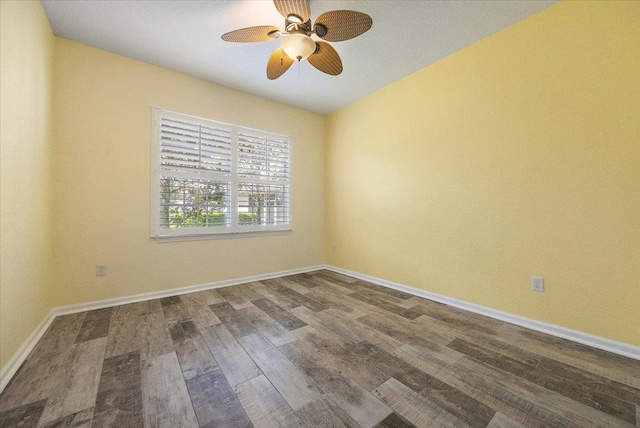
(282, 34, 316, 62)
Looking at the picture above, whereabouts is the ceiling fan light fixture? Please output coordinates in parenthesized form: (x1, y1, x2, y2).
(222, 0, 372, 79)
(281, 33, 316, 61)
(286, 14, 303, 24)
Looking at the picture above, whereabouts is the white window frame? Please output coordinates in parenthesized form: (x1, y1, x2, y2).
(151, 108, 292, 241)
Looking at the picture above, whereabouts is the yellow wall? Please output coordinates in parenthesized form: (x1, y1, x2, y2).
(0, 1, 55, 368)
(52, 39, 325, 307)
(326, 1, 640, 346)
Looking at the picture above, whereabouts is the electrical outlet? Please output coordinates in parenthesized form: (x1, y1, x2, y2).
(331, 244, 336, 252)
(96, 264, 108, 277)
(531, 276, 544, 292)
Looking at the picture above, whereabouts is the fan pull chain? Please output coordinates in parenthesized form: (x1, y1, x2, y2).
(297, 61, 300, 79)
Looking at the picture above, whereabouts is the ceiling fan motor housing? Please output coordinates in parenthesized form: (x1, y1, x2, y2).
(285, 19, 312, 34)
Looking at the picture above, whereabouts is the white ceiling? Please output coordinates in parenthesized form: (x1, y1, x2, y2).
(41, 0, 557, 115)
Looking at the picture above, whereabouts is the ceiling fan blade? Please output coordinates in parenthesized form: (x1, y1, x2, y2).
(273, 0, 311, 24)
(221, 26, 280, 43)
(267, 48, 294, 80)
(314, 10, 373, 42)
(307, 41, 343, 76)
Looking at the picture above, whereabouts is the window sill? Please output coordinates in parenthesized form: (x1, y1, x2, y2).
(153, 229, 292, 243)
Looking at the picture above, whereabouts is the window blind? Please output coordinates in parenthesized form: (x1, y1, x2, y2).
(237, 133, 290, 182)
(152, 108, 291, 239)
(159, 117, 232, 176)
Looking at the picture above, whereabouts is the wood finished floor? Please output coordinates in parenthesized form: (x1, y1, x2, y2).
(1, 270, 639, 428)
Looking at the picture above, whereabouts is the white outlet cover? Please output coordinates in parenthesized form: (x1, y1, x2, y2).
(531, 276, 544, 292)
(96, 264, 108, 277)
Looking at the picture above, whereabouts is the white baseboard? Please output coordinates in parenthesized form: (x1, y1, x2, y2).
(0, 309, 57, 393)
(53, 265, 325, 316)
(0, 264, 324, 393)
(3, 263, 637, 395)
(325, 265, 640, 361)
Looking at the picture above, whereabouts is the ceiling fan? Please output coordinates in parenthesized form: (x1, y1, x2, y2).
(221, 0, 373, 80)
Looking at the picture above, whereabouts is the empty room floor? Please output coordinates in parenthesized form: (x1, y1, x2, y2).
(0, 270, 638, 427)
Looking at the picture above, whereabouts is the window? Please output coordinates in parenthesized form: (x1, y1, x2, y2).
(151, 108, 291, 240)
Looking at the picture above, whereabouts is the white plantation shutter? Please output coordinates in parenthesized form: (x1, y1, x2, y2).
(152, 108, 291, 239)
(159, 178, 231, 229)
(237, 132, 290, 226)
(237, 133, 290, 181)
(237, 183, 290, 226)
(159, 117, 232, 175)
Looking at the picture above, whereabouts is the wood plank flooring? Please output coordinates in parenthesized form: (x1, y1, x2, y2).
(1, 270, 638, 427)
